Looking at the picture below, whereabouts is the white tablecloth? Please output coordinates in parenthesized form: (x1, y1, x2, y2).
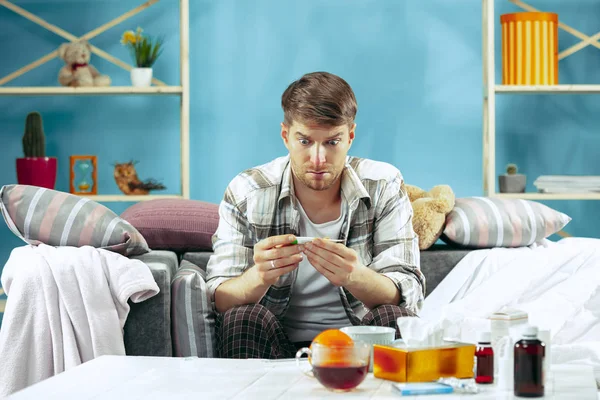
(8, 356, 599, 399)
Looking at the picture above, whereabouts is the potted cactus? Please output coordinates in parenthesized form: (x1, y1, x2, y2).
(16, 112, 57, 189)
(498, 163, 526, 193)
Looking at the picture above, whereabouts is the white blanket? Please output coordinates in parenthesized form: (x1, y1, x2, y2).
(0, 244, 160, 397)
(420, 237, 600, 386)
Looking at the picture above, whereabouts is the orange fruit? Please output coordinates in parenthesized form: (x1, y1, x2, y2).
(311, 329, 354, 366)
(311, 329, 354, 348)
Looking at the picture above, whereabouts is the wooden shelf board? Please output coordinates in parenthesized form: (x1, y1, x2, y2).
(0, 299, 5, 313)
(491, 192, 600, 200)
(78, 194, 184, 202)
(496, 84, 600, 94)
(0, 86, 183, 96)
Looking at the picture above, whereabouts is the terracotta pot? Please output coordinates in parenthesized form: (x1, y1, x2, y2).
(16, 157, 57, 189)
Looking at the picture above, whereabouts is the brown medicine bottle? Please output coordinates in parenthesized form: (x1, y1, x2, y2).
(514, 326, 545, 397)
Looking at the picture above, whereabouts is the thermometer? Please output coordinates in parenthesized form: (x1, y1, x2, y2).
(292, 237, 345, 244)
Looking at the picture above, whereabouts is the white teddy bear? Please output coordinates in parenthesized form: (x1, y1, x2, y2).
(57, 41, 111, 87)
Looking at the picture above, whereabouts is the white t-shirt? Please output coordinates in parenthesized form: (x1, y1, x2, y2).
(283, 199, 351, 343)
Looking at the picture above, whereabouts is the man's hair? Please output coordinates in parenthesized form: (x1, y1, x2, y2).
(281, 71, 357, 128)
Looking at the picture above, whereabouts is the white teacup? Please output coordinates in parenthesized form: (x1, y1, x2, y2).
(340, 326, 396, 372)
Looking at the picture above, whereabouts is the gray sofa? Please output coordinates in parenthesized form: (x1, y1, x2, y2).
(123, 244, 472, 357)
(123, 250, 179, 357)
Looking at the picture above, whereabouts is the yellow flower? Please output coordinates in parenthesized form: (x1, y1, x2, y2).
(121, 30, 136, 45)
(135, 27, 143, 41)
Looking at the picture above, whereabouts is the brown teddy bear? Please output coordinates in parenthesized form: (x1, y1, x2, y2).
(57, 41, 111, 87)
(405, 184, 455, 250)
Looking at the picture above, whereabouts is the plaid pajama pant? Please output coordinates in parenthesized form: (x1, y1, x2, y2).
(215, 303, 416, 359)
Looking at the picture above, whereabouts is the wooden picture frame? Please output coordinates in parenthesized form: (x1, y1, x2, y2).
(70, 155, 97, 195)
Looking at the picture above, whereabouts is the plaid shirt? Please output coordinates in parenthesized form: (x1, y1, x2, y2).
(206, 155, 425, 323)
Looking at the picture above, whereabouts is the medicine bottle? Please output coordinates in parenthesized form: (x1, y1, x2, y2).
(514, 325, 545, 397)
(475, 331, 494, 384)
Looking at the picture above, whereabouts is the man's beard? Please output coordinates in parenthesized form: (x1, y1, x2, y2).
(292, 161, 342, 191)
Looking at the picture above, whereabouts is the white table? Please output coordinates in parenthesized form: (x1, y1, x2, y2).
(8, 356, 599, 399)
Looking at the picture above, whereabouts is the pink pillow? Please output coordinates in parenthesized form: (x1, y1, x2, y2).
(121, 199, 219, 252)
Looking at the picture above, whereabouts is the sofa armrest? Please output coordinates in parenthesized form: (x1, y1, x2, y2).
(124, 250, 178, 357)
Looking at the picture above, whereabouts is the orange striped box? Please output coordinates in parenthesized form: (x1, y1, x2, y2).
(501, 12, 558, 85)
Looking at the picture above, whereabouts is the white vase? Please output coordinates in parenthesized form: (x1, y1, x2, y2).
(130, 68, 153, 87)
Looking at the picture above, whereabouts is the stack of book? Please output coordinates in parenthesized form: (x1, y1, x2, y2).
(534, 176, 600, 193)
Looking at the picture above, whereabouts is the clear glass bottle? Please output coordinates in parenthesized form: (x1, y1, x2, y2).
(475, 331, 494, 384)
(514, 325, 545, 397)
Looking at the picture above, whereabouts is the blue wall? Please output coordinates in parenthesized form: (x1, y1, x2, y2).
(1, 0, 599, 275)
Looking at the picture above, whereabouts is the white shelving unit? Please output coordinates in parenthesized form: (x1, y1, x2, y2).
(482, 0, 600, 202)
(0, 287, 4, 314)
(496, 84, 600, 94)
(0, 0, 190, 202)
(0, 86, 184, 96)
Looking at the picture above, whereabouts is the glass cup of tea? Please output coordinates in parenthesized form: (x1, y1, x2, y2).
(295, 341, 371, 392)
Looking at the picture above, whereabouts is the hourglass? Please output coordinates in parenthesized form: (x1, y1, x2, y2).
(70, 155, 97, 195)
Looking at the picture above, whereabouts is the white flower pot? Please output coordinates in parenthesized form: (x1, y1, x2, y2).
(130, 68, 153, 87)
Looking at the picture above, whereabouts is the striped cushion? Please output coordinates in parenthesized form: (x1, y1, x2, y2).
(171, 259, 216, 358)
(441, 197, 571, 248)
(0, 184, 149, 256)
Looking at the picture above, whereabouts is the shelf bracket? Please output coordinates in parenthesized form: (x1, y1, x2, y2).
(0, 0, 167, 86)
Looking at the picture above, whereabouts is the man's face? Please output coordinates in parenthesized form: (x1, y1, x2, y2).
(281, 120, 355, 192)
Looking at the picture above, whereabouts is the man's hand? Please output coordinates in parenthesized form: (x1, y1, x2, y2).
(251, 235, 304, 286)
(303, 238, 401, 309)
(214, 234, 303, 313)
(302, 238, 363, 287)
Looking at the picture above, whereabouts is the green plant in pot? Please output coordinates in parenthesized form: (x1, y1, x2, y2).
(16, 112, 57, 189)
(498, 163, 526, 193)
